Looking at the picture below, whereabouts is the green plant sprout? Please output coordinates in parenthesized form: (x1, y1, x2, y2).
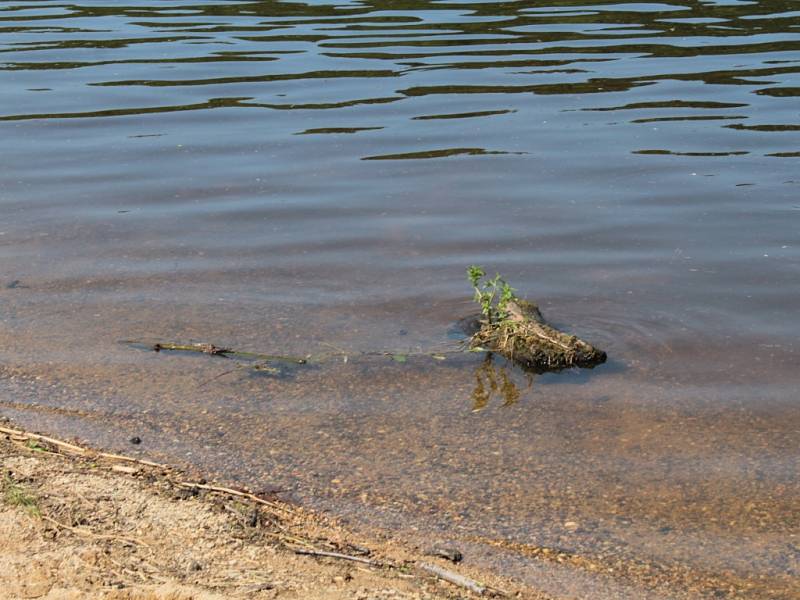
(467, 265, 517, 325)
(2, 475, 40, 517)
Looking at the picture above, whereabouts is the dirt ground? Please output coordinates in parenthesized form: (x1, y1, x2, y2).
(0, 422, 537, 600)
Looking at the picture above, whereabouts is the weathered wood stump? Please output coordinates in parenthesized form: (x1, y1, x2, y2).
(468, 299, 606, 372)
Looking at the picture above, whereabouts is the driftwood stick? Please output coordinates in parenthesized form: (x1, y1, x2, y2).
(153, 342, 308, 364)
(469, 299, 606, 372)
(293, 548, 381, 567)
(95, 451, 166, 469)
(125, 339, 461, 370)
(0, 426, 170, 469)
(0, 426, 87, 455)
(121, 340, 308, 364)
(418, 562, 488, 596)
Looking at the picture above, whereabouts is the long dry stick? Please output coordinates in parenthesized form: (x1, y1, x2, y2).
(418, 562, 489, 596)
(126, 339, 460, 369)
(127, 341, 308, 364)
(1, 426, 86, 454)
(0, 426, 167, 469)
(94, 451, 166, 469)
(293, 548, 382, 567)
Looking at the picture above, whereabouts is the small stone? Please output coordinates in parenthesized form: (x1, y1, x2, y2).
(129, 436, 142, 445)
(188, 561, 202, 572)
(244, 583, 274, 592)
(174, 488, 199, 500)
(425, 546, 463, 563)
(246, 507, 259, 527)
(346, 544, 371, 556)
(111, 465, 138, 475)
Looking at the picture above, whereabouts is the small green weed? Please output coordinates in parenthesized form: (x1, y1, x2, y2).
(25, 439, 46, 452)
(467, 265, 517, 325)
(2, 474, 41, 517)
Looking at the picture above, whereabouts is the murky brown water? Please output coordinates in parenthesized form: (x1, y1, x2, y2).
(1, 1, 799, 597)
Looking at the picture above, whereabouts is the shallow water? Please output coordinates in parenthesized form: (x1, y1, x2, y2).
(1, 1, 799, 597)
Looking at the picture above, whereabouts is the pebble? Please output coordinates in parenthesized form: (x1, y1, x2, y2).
(246, 507, 259, 527)
(425, 546, 463, 563)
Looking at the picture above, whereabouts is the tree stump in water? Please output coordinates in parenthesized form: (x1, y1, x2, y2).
(468, 299, 606, 372)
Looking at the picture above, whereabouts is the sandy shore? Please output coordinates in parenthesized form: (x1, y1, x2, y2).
(0, 419, 538, 600)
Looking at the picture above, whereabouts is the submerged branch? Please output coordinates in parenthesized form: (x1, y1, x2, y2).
(147, 341, 308, 364)
(122, 295, 606, 379)
(122, 339, 462, 372)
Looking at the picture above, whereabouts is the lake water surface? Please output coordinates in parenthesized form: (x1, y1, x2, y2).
(1, 1, 799, 597)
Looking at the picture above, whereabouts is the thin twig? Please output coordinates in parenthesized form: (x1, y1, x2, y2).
(261, 531, 316, 547)
(197, 364, 246, 388)
(293, 548, 382, 567)
(42, 515, 150, 549)
(96, 451, 166, 469)
(177, 482, 295, 515)
(123, 340, 308, 364)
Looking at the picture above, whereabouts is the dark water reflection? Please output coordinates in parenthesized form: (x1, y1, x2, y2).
(1, 1, 799, 597)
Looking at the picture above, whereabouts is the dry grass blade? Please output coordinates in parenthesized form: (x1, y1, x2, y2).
(177, 482, 296, 515)
(42, 515, 151, 549)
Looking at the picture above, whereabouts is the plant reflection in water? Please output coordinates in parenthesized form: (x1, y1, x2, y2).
(470, 354, 533, 412)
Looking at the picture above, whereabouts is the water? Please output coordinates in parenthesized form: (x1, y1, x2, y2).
(1, 1, 799, 597)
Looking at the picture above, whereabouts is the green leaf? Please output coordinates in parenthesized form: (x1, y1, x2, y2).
(467, 265, 485, 287)
(25, 440, 45, 453)
(391, 354, 407, 363)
